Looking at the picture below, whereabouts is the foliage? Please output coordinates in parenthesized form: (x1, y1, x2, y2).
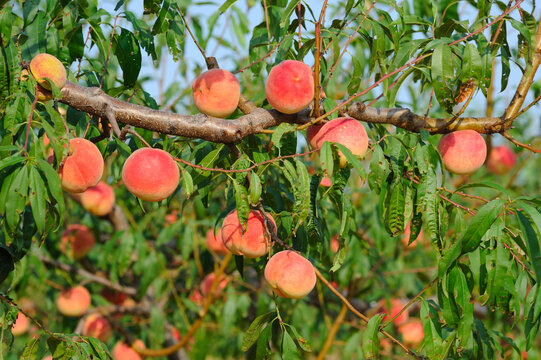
(0, 0, 540, 359)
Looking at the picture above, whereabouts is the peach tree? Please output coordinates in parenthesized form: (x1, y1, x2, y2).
(0, 0, 541, 359)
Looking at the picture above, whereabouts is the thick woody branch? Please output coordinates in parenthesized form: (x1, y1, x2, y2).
(59, 82, 511, 145)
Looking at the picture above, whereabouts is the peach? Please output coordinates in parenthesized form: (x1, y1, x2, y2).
(486, 145, 517, 174)
(82, 313, 113, 342)
(381, 299, 409, 326)
(192, 69, 240, 118)
(60, 224, 95, 260)
(401, 222, 423, 248)
(330, 235, 339, 253)
(11, 312, 30, 336)
(200, 273, 229, 297)
(265, 60, 314, 114)
(397, 320, 424, 347)
(59, 138, 104, 193)
(206, 229, 229, 255)
(42, 357, 53, 360)
(320, 176, 332, 187)
(264, 250, 316, 299)
(122, 147, 180, 202)
(101, 288, 128, 306)
(56, 286, 91, 317)
(308, 117, 369, 167)
(164, 210, 178, 225)
(112, 340, 145, 360)
(305, 124, 323, 149)
(189, 289, 204, 306)
(81, 181, 115, 216)
(29, 53, 67, 90)
(221, 209, 276, 258)
(437, 130, 487, 175)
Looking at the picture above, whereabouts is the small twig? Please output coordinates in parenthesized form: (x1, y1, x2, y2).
(100, 15, 119, 89)
(39, 256, 137, 296)
(316, 303, 348, 360)
(503, 132, 541, 153)
(119, 126, 151, 147)
(23, 87, 39, 156)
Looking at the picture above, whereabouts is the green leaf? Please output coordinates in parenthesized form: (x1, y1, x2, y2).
(233, 181, 249, 230)
(461, 43, 482, 81)
(36, 158, 65, 228)
(280, 1, 300, 28)
(320, 141, 334, 180)
(180, 167, 193, 198)
(516, 204, 541, 282)
(248, 171, 262, 205)
(113, 28, 142, 88)
(461, 199, 505, 253)
(431, 43, 454, 80)
(29, 165, 46, 234)
(0, 248, 14, 284)
(287, 325, 312, 352)
(362, 314, 383, 359)
(242, 311, 275, 351)
(0, 156, 25, 172)
(219, 0, 238, 13)
(256, 320, 272, 359)
(281, 327, 300, 360)
(334, 143, 366, 178)
(271, 123, 296, 151)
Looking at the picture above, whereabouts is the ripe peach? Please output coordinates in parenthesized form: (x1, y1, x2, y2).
(29, 53, 67, 90)
(122, 148, 180, 202)
(82, 313, 113, 342)
(308, 117, 369, 167)
(11, 312, 30, 336)
(164, 210, 178, 226)
(206, 229, 228, 255)
(381, 299, 409, 326)
(305, 124, 323, 149)
(486, 145, 517, 174)
(81, 181, 115, 216)
(320, 176, 332, 187)
(59, 138, 104, 193)
(60, 224, 95, 260)
(264, 250, 316, 299)
(397, 320, 424, 347)
(200, 273, 229, 297)
(330, 235, 339, 253)
(265, 60, 314, 114)
(401, 222, 423, 248)
(112, 340, 145, 360)
(221, 209, 276, 258)
(437, 130, 487, 175)
(189, 289, 204, 306)
(101, 288, 128, 306)
(42, 357, 53, 360)
(56, 286, 91, 317)
(192, 69, 240, 118)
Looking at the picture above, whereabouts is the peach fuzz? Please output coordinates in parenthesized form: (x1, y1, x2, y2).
(29, 53, 67, 90)
(265, 60, 314, 114)
(265, 250, 316, 299)
(59, 138, 104, 193)
(122, 147, 180, 202)
(200, 273, 229, 297)
(192, 69, 240, 118)
(437, 130, 487, 175)
(113, 340, 145, 360)
(56, 286, 91, 317)
(486, 145, 517, 175)
(81, 181, 115, 216)
(381, 299, 409, 326)
(11, 312, 30, 336)
(308, 117, 369, 167)
(206, 229, 229, 255)
(60, 224, 95, 260)
(398, 320, 424, 347)
(82, 313, 113, 342)
(221, 209, 276, 258)
(401, 222, 423, 248)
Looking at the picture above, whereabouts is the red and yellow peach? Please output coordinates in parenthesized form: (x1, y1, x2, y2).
(112, 340, 145, 360)
(265, 60, 314, 114)
(56, 286, 91, 317)
(192, 69, 240, 118)
(11, 312, 30, 336)
(82, 313, 113, 342)
(122, 148, 180, 202)
(29, 53, 67, 90)
(221, 210, 276, 258)
(59, 138, 104, 193)
(397, 320, 424, 347)
(81, 181, 115, 216)
(307, 117, 369, 167)
(486, 145, 517, 175)
(264, 250, 316, 299)
(60, 224, 95, 260)
(438, 130, 487, 175)
(206, 229, 229, 255)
